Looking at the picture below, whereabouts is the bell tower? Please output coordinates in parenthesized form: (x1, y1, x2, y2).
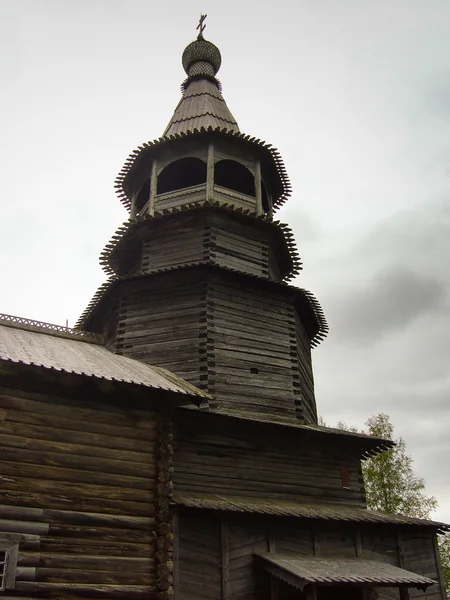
(77, 20, 328, 425)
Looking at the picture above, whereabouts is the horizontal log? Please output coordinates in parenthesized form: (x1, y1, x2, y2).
(15, 581, 155, 598)
(0, 491, 152, 517)
(0, 445, 155, 479)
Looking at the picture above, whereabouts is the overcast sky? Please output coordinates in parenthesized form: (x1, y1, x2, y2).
(1, 1, 449, 522)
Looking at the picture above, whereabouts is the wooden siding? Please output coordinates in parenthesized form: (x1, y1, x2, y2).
(176, 513, 222, 600)
(115, 276, 206, 390)
(174, 412, 366, 506)
(138, 211, 282, 281)
(0, 385, 159, 599)
(141, 220, 207, 274)
(206, 277, 313, 422)
(176, 512, 444, 600)
(294, 311, 317, 424)
(211, 227, 268, 278)
(113, 267, 317, 423)
(402, 533, 443, 600)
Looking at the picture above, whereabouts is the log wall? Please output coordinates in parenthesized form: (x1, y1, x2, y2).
(174, 412, 366, 506)
(115, 275, 205, 390)
(114, 269, 317, 423)
(138, 211, 284, 282)
(0, 385, 161, 599)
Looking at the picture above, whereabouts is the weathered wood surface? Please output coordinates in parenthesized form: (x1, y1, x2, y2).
(176, 513, 222, 600)
(176, 511, 442, 600)
(174, 411, 366, 506)
(206, 277, 316, 423)
(402, 533, 443, 600)
(0, 385, 160, 598)
(115, 277, 205, 389)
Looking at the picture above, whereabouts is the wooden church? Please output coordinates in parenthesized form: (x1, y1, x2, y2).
(0, 18, 447, 600)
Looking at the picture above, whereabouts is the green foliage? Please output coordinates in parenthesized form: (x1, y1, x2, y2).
(326, 412, 447, 595)
(362, 413, 437, 518)
(438, 533, 450, 598)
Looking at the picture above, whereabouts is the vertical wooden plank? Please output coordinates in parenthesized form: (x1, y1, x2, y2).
(432, 534, 447, 600)
(270, 575, 279, 600)
(355, 531, 362, 557)
(312, 526, 320, 557)
(149, 159, 158, 216)
(255, 159, 262, 216)
(172, 511, 179, 600)
(207, 142, 215, 202)
(306, 583, 317, 600)
(130, 190, 137, 219)
(221, 518, 229, 600)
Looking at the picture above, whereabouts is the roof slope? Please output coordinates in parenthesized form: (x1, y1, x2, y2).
(163, 78, 239, 136)
(0, 318, 208, 399)
(257, 554, 436, 589)
(173, 492, 449, 532)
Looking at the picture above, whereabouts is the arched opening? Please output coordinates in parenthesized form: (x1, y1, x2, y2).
(157, 157, 207, 194)
(136, 179, 150, 214)
(214, 160, 255, 197)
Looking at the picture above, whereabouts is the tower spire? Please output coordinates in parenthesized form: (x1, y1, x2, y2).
(163, 21, 239, 136)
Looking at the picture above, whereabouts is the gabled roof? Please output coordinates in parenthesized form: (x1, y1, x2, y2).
(163, 78, 239, 137)
(0, 314, 209, 399)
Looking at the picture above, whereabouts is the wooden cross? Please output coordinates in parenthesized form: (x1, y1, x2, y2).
(197, 14, 207, 39)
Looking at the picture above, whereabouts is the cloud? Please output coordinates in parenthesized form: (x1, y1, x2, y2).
(334, 265, 447, 344)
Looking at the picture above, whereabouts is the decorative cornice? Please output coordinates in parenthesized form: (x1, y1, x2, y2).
(98, 206, 302, 282)
(76, 264, 328, 347)
(114, 128, 292, 213)
(0, 313, 103, 344)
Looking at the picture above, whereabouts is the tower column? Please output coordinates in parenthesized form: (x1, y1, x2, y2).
(148, 159, 158, 216)
(255, 159, 263, 216)
(130, 191, 138, 219)
(207, 142, 214, 202)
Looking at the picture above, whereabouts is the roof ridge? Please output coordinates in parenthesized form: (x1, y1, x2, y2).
(0, 313, 103, 345)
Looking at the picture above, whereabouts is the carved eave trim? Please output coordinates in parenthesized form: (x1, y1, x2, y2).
(76, 264, 328, 347)
(75, 278, 116, 330)
(114, 128, 292, 213)
(99, 206, 302, 282)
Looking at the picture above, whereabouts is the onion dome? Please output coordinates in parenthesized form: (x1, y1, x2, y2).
(182, 38, 222, 79)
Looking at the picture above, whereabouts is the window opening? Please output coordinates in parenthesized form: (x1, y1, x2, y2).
(0, 542, 18, 591)
(157, 157, 206, 194)
(214, 160, 255, 196)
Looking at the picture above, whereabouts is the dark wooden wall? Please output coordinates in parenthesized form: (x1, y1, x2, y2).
(0, 384, 160, 599)
(114, 268, 317, 423)
(115, 275, 205, 389)
(174, 411, 366, 506)
(175, 511, 445, 600)
(208, 275, 315, 422)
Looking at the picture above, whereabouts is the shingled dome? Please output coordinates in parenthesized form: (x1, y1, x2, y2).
(182, 38, 222, 77)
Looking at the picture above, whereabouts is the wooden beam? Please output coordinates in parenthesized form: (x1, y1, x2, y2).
(432, 534, 447, 600)
(355, 530, 362, 557)
(207, 142, 214, 202)
(130, 191, 137, 220)
(255, 159, 263, 216)
(149, 160, 158, 216)
(221, 518, 229, 600)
